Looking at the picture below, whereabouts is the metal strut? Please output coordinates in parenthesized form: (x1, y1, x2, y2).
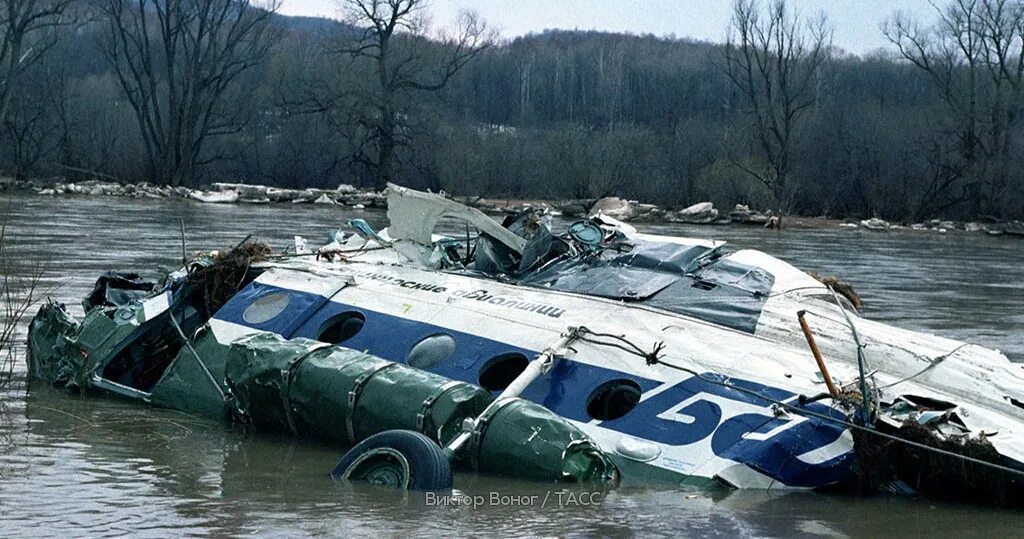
(168, 314, 226, 404)
(445, 327, 585, 455)
(828, 286, 874, 425)
(796, 310, 840, 398)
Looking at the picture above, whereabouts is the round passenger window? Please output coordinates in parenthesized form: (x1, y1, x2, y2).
(318, 311, 366, 344)
(242, 292, 290, 324)
(407, 334, 457, 369)
(478, 353, 529, 392)
(586, 379, 642, 421)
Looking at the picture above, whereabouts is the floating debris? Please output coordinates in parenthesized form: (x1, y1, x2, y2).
(668, 202, 719, 224)
(860, 218, 890, 231)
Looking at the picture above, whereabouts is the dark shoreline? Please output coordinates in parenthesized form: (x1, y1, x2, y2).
(2, 176, 1021, 236)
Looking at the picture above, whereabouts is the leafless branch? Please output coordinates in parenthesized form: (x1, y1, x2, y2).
(884, 0, 1024, 215)
(0, 198, 46, 389)
(0, 0, 72, 130)
(97, 0, 283, 186)
(326, 0, 495, 185)
(722, 0, 832, 210)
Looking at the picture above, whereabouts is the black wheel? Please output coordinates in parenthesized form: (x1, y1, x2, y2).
(331, 429, 452, 491)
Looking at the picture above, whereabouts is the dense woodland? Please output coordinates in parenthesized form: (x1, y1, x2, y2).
(2, 0, 1024, 220)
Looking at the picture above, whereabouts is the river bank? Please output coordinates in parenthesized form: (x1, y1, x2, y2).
(3, 176, 1022, 236)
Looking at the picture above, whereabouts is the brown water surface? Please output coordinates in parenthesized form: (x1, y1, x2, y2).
(1, 194, 1022, 537)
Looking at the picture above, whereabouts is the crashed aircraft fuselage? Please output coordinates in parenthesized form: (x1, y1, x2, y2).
(27, 184, 1024, 502)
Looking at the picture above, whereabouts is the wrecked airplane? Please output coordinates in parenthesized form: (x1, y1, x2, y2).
(25, 184, 1024, 504)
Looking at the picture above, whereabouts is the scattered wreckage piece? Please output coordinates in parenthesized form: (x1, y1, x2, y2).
(860, 218, 891, 231)
(666, 202, 720, 224)
(729, 204, 771, 225)
(189, 189, 239, 204)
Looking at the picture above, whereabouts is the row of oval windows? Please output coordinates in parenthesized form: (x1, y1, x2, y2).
(317, 311, 643, 422)
(242, 294, 644, 422)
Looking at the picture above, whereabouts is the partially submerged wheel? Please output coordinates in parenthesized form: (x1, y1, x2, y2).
(331, 430, 452, 491)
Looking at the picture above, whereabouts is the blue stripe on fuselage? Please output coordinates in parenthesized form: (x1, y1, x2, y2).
(217, 282, 661, 422)
(213, 281, 854, 487)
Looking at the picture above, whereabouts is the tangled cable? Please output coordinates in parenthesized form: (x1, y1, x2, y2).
(572, 326, 666, 366)
(570, 324, 1024, 482)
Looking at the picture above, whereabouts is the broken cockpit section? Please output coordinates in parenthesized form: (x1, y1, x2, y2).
(381, 184, 776, 333)
(28, 241, 271, 399)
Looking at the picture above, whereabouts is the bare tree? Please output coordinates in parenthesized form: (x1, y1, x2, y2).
(2, 61, 66, 180)
(884, 0, 1024, 217)
(723, 0, 832, 212)
(97, 0, 283, 186)
(0, 200, 44, 389)
(335, 0, 494, 187)
(0, 0, 70, 133)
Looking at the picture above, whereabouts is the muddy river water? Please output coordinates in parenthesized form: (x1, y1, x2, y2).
(1, 194, 1022, 537)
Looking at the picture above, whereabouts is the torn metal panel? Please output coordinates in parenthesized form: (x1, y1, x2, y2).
(26, 300, 83, 389)
(386, 183, 526, 254)
(150, 327, 232, 419)
(83, 271, 157, 311)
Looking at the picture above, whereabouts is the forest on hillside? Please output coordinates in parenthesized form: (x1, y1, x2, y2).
(2, 0, 1024, 220)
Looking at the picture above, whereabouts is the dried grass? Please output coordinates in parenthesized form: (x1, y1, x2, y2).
(808, 271, 863, 310)
(186, 239, 272, 317)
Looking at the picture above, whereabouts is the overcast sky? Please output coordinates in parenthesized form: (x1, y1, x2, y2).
(278, 0, 939, 55)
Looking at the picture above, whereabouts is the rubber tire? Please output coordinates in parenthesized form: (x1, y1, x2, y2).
(331, 430, 452, 491)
